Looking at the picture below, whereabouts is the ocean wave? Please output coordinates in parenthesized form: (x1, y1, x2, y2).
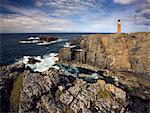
(28, 37, 40, 40)
(17, 53, 59, 72)
(19, 40, 40, 44)
(37, 39, 66, 45)
(63, 42, 76, 48)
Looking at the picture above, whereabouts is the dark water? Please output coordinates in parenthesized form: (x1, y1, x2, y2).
(0, 33, 95, 65)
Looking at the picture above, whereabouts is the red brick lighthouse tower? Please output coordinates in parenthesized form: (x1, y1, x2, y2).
(117, 19, 121, 33)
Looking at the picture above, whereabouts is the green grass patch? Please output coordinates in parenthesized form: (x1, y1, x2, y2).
(97, 89, 110, 99)
(10, 74, 24, 112)
(117, 33, 128, 37)
(55, 89, 63, 101)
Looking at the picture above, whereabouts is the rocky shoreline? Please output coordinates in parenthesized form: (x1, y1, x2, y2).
(0, 32, 150, 113)
(19, 35, 59, 45)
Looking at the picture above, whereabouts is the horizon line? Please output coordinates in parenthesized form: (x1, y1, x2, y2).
(1, 32, 120, 34)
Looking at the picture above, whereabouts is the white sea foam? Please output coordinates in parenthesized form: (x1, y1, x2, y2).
(20, 38, 65, 45)
(63, 42, 76, 48)
(28, 37, 40, 40)
(18, 53, 59, 72)
(37, 39, 65, 45)
(19, 40, 40, 44)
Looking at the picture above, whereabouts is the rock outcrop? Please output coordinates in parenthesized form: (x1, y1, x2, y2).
(28, 58, 41, 64)
(18, 66, 149, 113)
(19, 69, 64, 113)
(59, 32, 150, 80)
(39, 35, 58, 42)
(1, 32, 150, 113)
(1, 62, 149, 113)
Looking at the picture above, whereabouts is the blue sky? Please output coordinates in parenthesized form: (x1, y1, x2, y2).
(0, 0, 149, 33)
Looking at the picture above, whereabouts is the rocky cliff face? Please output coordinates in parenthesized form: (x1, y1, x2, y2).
(20, 69, 125, 113)
(59, 32, 150, 80)
(1, 62, 149, 113)
(1, 32, 150, 113)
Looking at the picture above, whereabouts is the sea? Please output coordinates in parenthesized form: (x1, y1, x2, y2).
(0, 33, 96, 67)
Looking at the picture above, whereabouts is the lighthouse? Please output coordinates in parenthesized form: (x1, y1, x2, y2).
(117, 19, 121, 33)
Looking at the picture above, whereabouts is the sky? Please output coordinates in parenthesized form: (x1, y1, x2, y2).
(0, 0, 150, 33)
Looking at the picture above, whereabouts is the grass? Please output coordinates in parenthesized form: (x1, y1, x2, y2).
(117, 33, 128, 37)
(55, 89, 63, 102)
(97, 89, 110, 99)
(10, 74, 24, 112)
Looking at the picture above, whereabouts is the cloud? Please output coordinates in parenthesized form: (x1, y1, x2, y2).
(0, 9, 73, 33)
(0, 15, 60, 32)
(0, 0, 149, 33)
(113, 0, 137, 4)
(35, 1, 43, 7)
(35, 0, 105, 17)
(0, 0, 108, 33)
(133, 0, 150, 26)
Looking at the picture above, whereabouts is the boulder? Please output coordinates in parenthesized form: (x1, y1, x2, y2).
(28, 58, 41, 64)
(39, 35, 58, 42)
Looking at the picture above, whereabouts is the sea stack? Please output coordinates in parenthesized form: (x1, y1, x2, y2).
(117, 19, 121, 33)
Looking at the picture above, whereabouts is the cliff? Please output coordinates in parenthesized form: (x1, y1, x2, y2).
(0, 32, 150, 113)
(59, 32, 150, 80)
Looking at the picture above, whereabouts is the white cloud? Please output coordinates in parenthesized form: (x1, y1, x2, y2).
(0, 12, 73, 33)
(0, 0, 107, 33)
(35, 0, 105, 17)
(0, 2, 76, 33)
(0, 0, 149, 33)
(113, 0, 137, 4)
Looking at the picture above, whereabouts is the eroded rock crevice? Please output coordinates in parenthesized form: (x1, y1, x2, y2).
(1, 33, 150, 113)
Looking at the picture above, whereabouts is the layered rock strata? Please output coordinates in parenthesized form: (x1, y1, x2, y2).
(59, 33, 150, 80)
